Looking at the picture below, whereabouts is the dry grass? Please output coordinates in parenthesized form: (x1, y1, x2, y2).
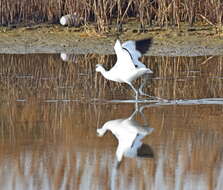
(0, 0, 222, 32)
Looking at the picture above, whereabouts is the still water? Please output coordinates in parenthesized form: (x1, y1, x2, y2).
(0, 54, 223, 190)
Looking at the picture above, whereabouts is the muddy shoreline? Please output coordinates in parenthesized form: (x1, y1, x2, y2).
(0, 25, 222, 56)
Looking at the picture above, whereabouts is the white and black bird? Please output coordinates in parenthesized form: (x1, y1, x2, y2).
(96, 38, 153, 99)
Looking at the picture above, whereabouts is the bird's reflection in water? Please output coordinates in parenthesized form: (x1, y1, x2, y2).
(97, 103, 154, 167)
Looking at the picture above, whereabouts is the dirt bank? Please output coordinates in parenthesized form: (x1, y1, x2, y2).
(0, 24, 222, 56)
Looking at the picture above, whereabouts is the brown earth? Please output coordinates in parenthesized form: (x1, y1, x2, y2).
(0, 23, 222, 56)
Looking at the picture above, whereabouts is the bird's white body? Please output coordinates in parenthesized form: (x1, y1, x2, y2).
(96, 39, 153, 97)
(96, 64, 150, 83)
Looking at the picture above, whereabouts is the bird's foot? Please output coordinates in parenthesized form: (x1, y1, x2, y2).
(139, 90, 167, 101)
(139, 90, 155, 99)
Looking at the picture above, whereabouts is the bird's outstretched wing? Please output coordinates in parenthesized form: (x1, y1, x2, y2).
(122, 38, 153, 58)
(121, 38, 153, 68)
(135, 38, 153, 55)
(113, 39, 136, 70)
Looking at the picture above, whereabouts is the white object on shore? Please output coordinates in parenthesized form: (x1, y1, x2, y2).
(60, 13, 79, 27)
(96, 38, 153, 98)
(60, 53, 68, 61)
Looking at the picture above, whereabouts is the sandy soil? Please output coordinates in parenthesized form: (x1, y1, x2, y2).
(0, 24, 222, 56)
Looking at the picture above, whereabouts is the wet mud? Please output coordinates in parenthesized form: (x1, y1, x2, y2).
(0, 25, 222, 56)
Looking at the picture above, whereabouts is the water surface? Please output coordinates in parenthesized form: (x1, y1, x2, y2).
(0, 54, 223, 190)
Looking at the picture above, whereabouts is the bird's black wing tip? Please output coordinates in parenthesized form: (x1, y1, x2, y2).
(135, 38, 153, 55)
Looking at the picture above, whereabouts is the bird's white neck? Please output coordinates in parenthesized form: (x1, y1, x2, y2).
(99, 67, 113, 81)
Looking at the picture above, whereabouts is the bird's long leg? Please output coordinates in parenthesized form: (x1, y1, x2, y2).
(127, 82, 139, 99)
(139, 74, 153, 97)
(139, 74, 165, 101)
